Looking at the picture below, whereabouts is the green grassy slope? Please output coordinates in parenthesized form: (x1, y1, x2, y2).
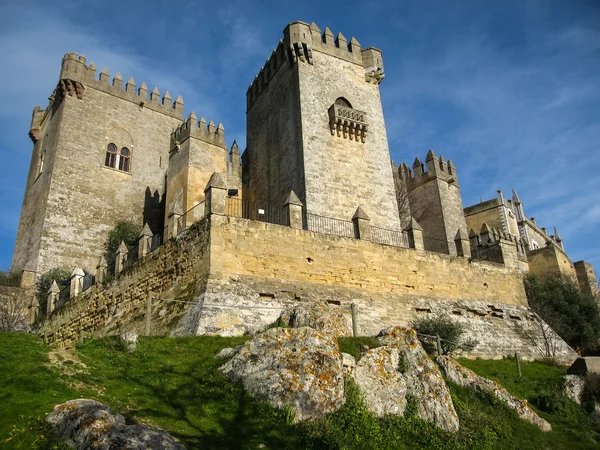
(1, 332, 599, 449)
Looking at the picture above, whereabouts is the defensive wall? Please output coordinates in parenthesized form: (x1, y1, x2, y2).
(35, 191, 576, 363)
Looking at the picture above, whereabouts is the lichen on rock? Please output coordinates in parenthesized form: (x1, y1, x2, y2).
(354, 346, 407, 417)
(280, 303, 352, 336)
(219, 326, 345, 421)
(46, 399, 184, 449)
(377, 326, 460, 433)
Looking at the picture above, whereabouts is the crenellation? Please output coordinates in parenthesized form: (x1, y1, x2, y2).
(112, 72, 123, 89)
(125, 77, 136, 94)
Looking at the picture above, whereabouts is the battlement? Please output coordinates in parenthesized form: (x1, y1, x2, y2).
(54, 51, 183, 120)
(469, 223, 527, 267)
(170, 112, 226, 150)
(247, 21, 385, 110)
(399, 149, 458, 188)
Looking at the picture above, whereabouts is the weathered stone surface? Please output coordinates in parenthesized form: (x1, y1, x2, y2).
(567, 357, 600, 377)
(377, 327, 459, 433)
(437, 356, 551, 432)
(563, 374, 585, 404)
(215, 346, 239, 359)
(46, 399, 184, 449)
(355, 346, 407, 417)
(341, 352, 356, 377)
(282, 303, 352, 336)
(219, 327, 344, 421)
(120, 332, 137, 353)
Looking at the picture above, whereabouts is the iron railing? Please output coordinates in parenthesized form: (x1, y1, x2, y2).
(226, 197, 288, 226)
(305, 212, 354, 238)
(371, 226, 408, 248)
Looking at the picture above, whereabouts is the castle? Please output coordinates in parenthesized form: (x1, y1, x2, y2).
(8, 21, 597, 359)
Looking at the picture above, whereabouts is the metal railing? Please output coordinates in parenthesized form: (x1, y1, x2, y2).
(177, 201, 205, 232)
(226, 197, 289, 226)
(305, 212, 354, 238)
(123, 243, 139, 269)
(80, 273, 95, 292)
(371, 226, 408, 248)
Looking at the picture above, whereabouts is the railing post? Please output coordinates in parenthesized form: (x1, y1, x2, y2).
(283, 190, 303, 229)
(403, 217, 424, 250)
(167, 201, 183, 239)
(204, 172, 228, 216)
(138, 223, 153, 259)
(47, 280, 59, 314)
(96, 256, 107, 284)
(351, 303, 359, 337)
(352, 206, 371, 241)
(70, 267, 85, 298)
(115, 241, 128, 274)
(454, 229, 471, 257)
(146, 292, 153, 336)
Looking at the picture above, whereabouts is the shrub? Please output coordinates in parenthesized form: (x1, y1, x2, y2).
(0, 271, 20, 287)
(524, 273, 600, 352)
(103, 221, 141, 267)
(411, 313, 477, 355)
(35, 267, 71, 314)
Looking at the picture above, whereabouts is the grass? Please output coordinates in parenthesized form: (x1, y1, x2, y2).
(1, 332, 599, 449)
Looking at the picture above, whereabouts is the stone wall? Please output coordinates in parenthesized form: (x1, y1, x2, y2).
(36, 220, 211, 347)
(36, 214, 576, 362)
(528, 245, 576, 280)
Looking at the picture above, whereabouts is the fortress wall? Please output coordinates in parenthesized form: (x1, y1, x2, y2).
(37, 219, 211, 348)
(209, 215, 527, 306)
(196, 215, 574, 362)
(528, 245, 576, 279)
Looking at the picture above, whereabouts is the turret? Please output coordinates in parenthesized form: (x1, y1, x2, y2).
(59, 52, 87, 86)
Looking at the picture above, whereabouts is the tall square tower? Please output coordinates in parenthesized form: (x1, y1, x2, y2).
(244, 21, 401, 231)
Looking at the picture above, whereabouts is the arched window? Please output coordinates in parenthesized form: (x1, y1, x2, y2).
(335, 97, 352, 108)
(105, 143, 117, 168)
(119, 147, 130, 172)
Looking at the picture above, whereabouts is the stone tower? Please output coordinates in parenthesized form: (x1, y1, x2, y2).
(12, 52, 184, 277)
(243, 21, 401, 231)
(398, 150, 468, 255)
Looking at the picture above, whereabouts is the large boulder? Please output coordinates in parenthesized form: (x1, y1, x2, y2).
(355, 346, 407, 417)
(563, 374, 585, 404)
(567, 357, 600, 377)
(46, 399, 184, 449)
(377, 327, 459, 433)
(437, 356, 552, 432)
(281, 303, 352, 336)
(219, 327, 345, 421)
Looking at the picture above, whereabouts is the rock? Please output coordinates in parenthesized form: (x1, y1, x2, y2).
(377, 327, 459, 433)
(341, 352, 356, 376)
(219, 327, 345, 421)
(567, 357, 600, 377)
(120, 332, 137, 353)
(437, 356, 552, 432)
(355, 346, 407, 417)
(215, 346, 239, 359)
(282, 303, 351, 336)
(46, 399, 184, 449)
(563, 374, 585, 404)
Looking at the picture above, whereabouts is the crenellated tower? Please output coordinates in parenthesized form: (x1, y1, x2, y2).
(243, 21, 400, 230)
(397, 150, 468, 255)
(12, 52, 186, 278)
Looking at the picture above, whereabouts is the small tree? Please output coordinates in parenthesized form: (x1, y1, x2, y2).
(0, 294, 29, 331)
(104, 221, 141, 267)
(525, 273, 600, 353)
(411, 313, 477, 355)
(36, 267, 71, 316)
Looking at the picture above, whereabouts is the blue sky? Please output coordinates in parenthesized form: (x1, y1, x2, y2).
(0, 0, 599, 271)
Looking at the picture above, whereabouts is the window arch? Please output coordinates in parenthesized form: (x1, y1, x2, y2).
(105, 143, 117, 168)
(335, 97, 352, 108)
(119, 147, 130, 172)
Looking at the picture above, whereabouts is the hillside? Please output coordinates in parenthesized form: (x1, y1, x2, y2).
(1, 332, 599, 449)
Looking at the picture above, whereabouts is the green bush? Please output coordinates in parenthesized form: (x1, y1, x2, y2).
(0, 272, 20, 287)
(411, 313, 477, 355)
(524, 273, 600, 352)
(103, 221, 141, 267)
(35, 267, 71, 314)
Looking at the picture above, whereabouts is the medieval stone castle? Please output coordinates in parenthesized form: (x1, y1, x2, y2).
(8, 21, 597, 359)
